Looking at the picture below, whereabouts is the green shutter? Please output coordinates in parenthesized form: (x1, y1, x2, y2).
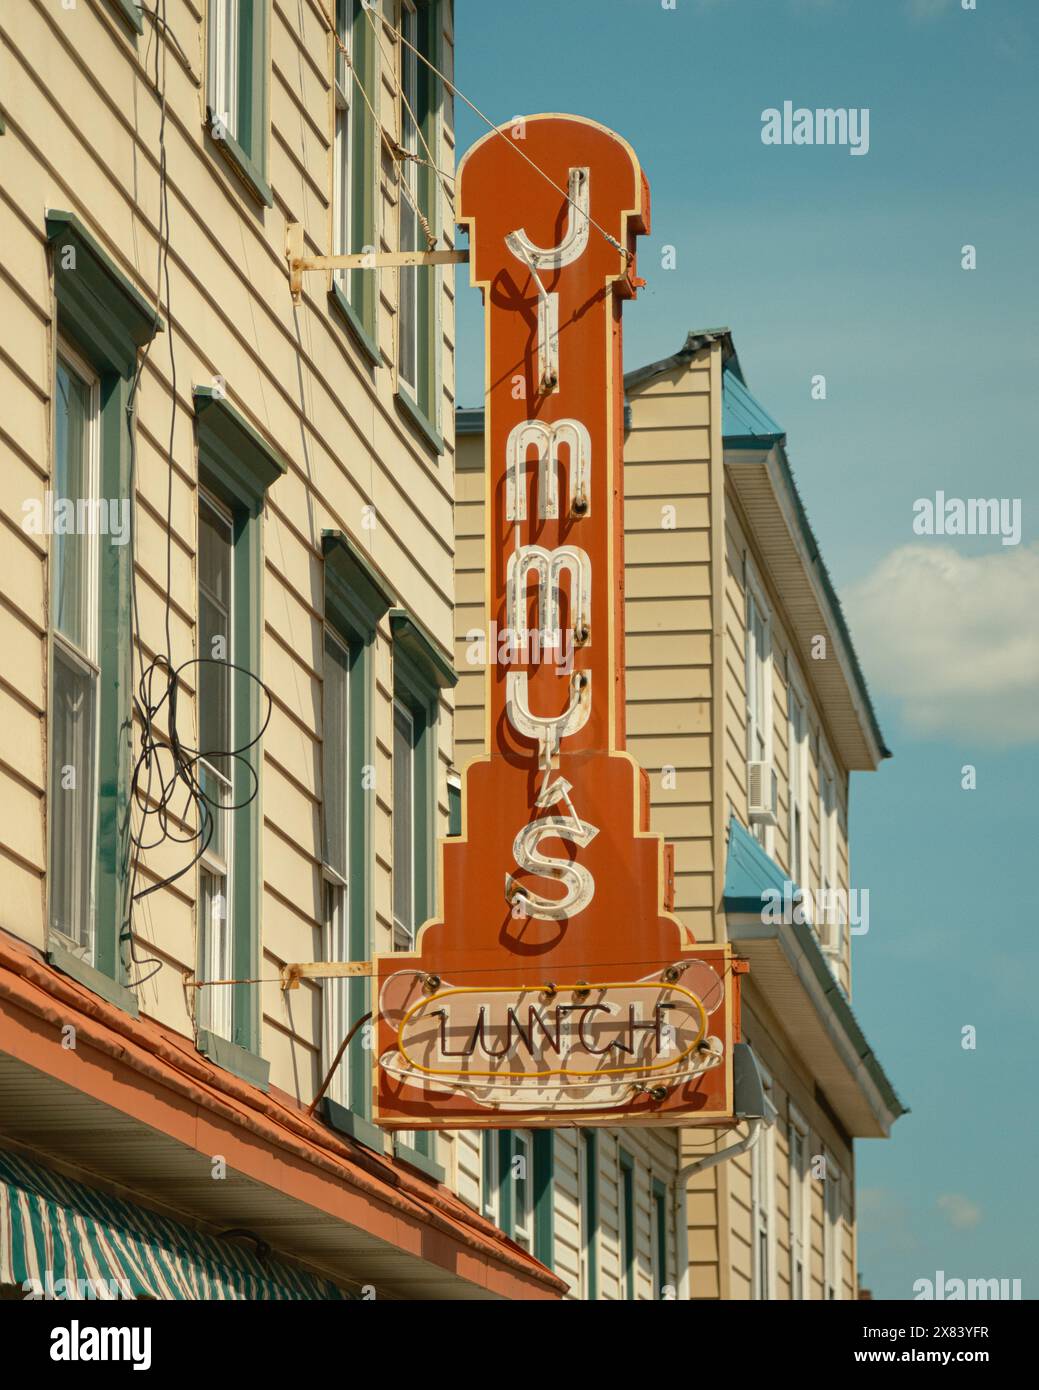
(583, 1130, 599, 1300)
(652, 1178, 667, 1299)
(207, 0, 273, 206)
(619, 1148, 635, 1300)
(533, 1130, 554, 1267)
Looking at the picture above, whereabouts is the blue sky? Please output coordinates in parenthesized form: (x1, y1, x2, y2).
(453, 0, 1039, 1299)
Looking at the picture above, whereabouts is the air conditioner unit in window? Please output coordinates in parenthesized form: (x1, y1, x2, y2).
(747, 761, 778, 827)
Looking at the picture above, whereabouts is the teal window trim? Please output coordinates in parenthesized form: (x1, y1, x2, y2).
(532, 1130, 554, 1267)
(108, 0, 144, 34)
(321, 530, 393, 1131)
(320, 1097, 386, 1155)
(394, 0, 444, 454)
(194, 388, 285, 1066)
(583, 1129, 598, 1300)
(44, 211, 161, 1006)
(484, 1130, 552, 1266)
(330, 0, 379, 357)
(392, 1136, 445, 1183)
(619, 1147, 635, 1300)
(196, 1026, 270, 1091)
(205, 0, 273, 208)
(390, 605, 454, 1163)
(652, 1177, 667, 1299)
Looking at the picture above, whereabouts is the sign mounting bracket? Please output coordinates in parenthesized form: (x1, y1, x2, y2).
(286, 221, 468, 304)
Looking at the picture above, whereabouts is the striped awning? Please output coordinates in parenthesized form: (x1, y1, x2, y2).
(0, 1148, 346, 1300)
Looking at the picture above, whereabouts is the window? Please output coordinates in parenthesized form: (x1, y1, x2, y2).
(788, 1109, 810, 1300)
(819, 748, 843, 967)
(332, 0, 378, 351)
(395, 0, 443, 447)
(823, 1153, 844, 1300)
(320, 531, 392, 1138)
(392, 698, 416, 950)
(578, 1130, 599, 1300)
(745, 581, 772, 849)
(206, 0, 272, 204)
(322, 626, 352, 1108)
(618, 1148, 635, 1300)
(193, 386, 286, 1087)
(787, 681, 808, 889)
(390, 608, 455, 1171)
(750, 1067, 777, 1300)
(49, 345, 101, 963)
(197, 492, 235, 1041)
(482, 1130, 501, 1224)
(44, 211, 162, 1015)
(512, 1130, 533, 1252)
(652, 1180, 669, 1300)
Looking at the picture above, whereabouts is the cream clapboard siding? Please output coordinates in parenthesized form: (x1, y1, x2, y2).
(452, 428, 681, 1297)
(624, 358, 715, 943)
(0, 0, 461, 1126)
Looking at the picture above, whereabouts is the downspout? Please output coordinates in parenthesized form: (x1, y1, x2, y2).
(675, 1118, 764, 1300)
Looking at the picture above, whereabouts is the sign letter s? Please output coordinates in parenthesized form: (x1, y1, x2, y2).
(506, 815, 599, 920)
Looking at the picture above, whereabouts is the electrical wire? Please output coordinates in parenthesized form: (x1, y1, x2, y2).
(121, 2, 274, 989)
(370, 1, 633, 260)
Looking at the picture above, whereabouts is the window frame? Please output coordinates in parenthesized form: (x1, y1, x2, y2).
(750, 1066, 777, 1300)
(652, 1178, 669, 1300)
(192, 386, 286, 1089)
(197, 486, 236, 1043)
(744, 567, 774, 853)
(319, 530, 394, 1144)
(394, 0, 444, 454)
(579, 1129, 599, 1301)
(44, 211, 162, 1017)
(330, 0, 380, 360)
(786, 666, 809, 893)
(818, 740, 843, 965)
(48, 341, 103, 966)
(788, 1105, 810, 1301)
(205, 0, 273, 207)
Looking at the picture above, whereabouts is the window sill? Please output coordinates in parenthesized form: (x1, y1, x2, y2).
(47, 940, 140, 1018)
(108, 0, 143, 34)
(320, 1097, 387, 1155)
(206, 117, 274, 209)
(393, 1138, 445, 1184)
(395, 387, 445, 459)
(197, 1027, 271, 1092)
(330, 282, 381, 369)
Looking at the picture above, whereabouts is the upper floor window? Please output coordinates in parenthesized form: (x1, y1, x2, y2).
(787, 680, 808, 888)
(818, 747, 844, 968)
(511, 1130, 533, 1252)
(206, 0, 272, 205)
(332, 0, 378, 350)
(618, 1148, 636, 1300)
(392, 696, 417, 950)
(745, 579, 773, 849)
(50, 345, 101, 961)
(395, 0, 443, 448)
(197, 491, 235, 1042)
(578, 1129, 599, 1300)
(322, 625, 352, 1108)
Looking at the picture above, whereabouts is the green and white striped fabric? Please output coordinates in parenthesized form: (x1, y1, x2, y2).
(0, 1148, 346, 1300)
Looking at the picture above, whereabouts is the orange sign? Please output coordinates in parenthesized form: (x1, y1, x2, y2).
(373, 115, 742, 1130)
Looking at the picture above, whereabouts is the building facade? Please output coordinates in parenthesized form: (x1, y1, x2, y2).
(454, 328, 904, 1299)
(0, 0, 565, 1299)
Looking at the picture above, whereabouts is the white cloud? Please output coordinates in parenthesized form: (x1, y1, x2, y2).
(842, 544, 1039, 746)
(936, 1193, 982, 1229)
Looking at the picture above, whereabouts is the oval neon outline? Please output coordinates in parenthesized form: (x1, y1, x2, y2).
(393, 980, 709, 1081)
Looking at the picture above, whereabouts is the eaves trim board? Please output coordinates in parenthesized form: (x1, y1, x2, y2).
(0, 930, 566, 1300)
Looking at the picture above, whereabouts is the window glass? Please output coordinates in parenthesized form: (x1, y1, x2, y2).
(397, 2, 420, 395)
(53, 356, 95, 654)
(323, 628, 351, 880)
(50, 646, 98, 956)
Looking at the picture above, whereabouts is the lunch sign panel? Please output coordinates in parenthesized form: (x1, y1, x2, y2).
(373, 114, 744, 1130)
